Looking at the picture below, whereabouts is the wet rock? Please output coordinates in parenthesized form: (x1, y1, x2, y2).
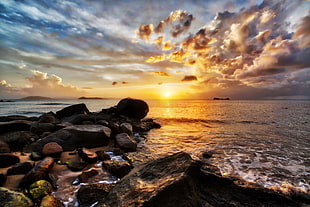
(78, 148, 98, 163)
(0, 140, 10, 153)
(202, 151, 213, 159)
(0, 154, 20, 168)
(0, 187, 34, 206)
(120, 122, 133, 136)
(38, 125, 111, 151)
(56, 103, 90, 119)
(0, 120, 33, 134)
(19, 157, 54, 188)
(0, 115, 38, 122)
(66, 161, 87, 171)
(38, 112, 57, 123)
(0, 173, 6, 186)
(75, 169, 99, 184)
(98, 152, 300, 207)
(132, 118, 161, 132)
(96, 119, 109, 127)
(115, 133, 137, 152)
(30, 151, 43, 161)
(102, 160, 133, 178)
(31, 123, 55, 135)
(7, 162, 34, 175)
(29, 180, 53, 200)
(61, 113, 93, 125)
(42, 142, 63, 156)
(77, 183, 115, 206)
(96, 150, 111, 161)
(40, 195, 63, 207)
(0, 131, 37, 151)
(117, 98, 149, 119)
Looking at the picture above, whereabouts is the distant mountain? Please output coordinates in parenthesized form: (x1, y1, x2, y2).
(78, 96, 104, 99)
(21, 96, 53, 100)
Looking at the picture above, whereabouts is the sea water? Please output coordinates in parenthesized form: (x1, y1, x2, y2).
(0, 99, 309, 195)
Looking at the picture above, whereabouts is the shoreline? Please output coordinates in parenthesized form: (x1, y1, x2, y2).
(0, 98, 309, 206)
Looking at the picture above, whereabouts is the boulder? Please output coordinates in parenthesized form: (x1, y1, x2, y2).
(77, 183, 114, 206)
(29, 180, 53, 200)
(0, 140, 10, 153)
(75, 169, 99, 184)
(0, 131, 37, 151)
(30, 152, 43, 161)
(7, 162, 34, 175)
(120, 122, 133, 136)
(56, 103, 90, 119)
(102, 160, 133, 178)
(0, 154, 20, 168)
(95, 150, 111, 161)
(132, 118, 161, 132)
(61, 113, 93, 125)
(38, 112, 57, 123)
(19, 157, 54, 188)
(98, 152, 300, 207)
(41, 142, 63, 156)
(66, 161, 87, 172)
(30, 123, 55, 135)
(117, 98, 149, 119)
(0, 187, 34, 207)
(115, 133, 137, 152)
(78, 148, 98, 163)
(40, 195, 63, 207)
(37, 125, 111, 151)
(0, 120, 33, 134)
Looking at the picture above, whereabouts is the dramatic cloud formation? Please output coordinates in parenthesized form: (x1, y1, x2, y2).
(0, 0, 309, 99)
(137, 0, 310, 99)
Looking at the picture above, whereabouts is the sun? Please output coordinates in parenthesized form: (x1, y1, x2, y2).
(163, 91, 172, 99)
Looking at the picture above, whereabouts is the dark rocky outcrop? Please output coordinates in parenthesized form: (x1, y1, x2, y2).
(117, 98, 149, 119)
(19, 157, 54, 188)
(7, 162, 34, 175)
(0, 154, 20, 168)
(77, 183, 114, 206)
(98, 152, 300, 207)
(0, 120, 33, 134)
(56, 103, 90, 119)
(115, 133, 137, 152)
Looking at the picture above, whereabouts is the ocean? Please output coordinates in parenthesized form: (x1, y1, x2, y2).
(0, 99, 309, 195)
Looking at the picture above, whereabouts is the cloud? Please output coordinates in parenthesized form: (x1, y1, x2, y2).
(0, 80, 21, 98)
(151, 71, 171, 77)
(137, 0, 310, 99)
(22, 70, 86, 98)
(181, 75, 198, 82)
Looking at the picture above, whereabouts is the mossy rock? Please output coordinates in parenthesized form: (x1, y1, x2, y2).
(0, 187, 34, 207)
(40, 195, 62, 207)
(29, 180, 53, 200)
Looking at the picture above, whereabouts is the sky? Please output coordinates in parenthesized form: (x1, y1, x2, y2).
(0, 0, 309, 100)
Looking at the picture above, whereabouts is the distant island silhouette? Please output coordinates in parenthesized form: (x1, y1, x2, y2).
(213, 97, 230, 100)
(21, 96, 53, 100)
(78, 96, 105, 99)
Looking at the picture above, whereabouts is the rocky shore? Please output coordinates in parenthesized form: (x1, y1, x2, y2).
(0, 98, 308, 206)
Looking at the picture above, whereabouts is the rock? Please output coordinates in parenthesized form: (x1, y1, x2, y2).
(117, 98, 149, 119)
(78, 148, 98, 163)
(77, 183, 114, 206)
(38, 112, 57, 123)
(75, 169, 99, 184)
(120, 122, 133, 136)
(96, 120, 109, 127)
(98, 152, 300, 207)
(0, 187, 34, 207)
(95, 150, 111, 161)
(0, 154, 20, 168)
(30, 151, 43, 161)
(19, 157, 54, 188)
(102, 160, 133, 178)
(132, 119, 161, 132)
(0, 131, 37, 151)
(0, 115, 38, 122)
(115, 133, 137, 152)
(42, 142, 63, 156)
(0, 140, 10, 153)
(0, 120, 33, 134)
(66, 161, 87, 171)
(37, 125, 111, 151)
(202, 151, 213, 159)
(7, 162, 34, 175)
(56, 103, 90, 119)
(82, 120, 94, 125)
(29, 180, 53, 200)
(31, 123, 55, 135)
(40, 195, 63, 207)
(0, 173, 6, 186)
(61, 113, 93, 125)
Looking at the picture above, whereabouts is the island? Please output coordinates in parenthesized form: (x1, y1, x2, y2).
(78, 97, 105, 100)
(21, 96, 53, 100)
(213, 97, 230, 100)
